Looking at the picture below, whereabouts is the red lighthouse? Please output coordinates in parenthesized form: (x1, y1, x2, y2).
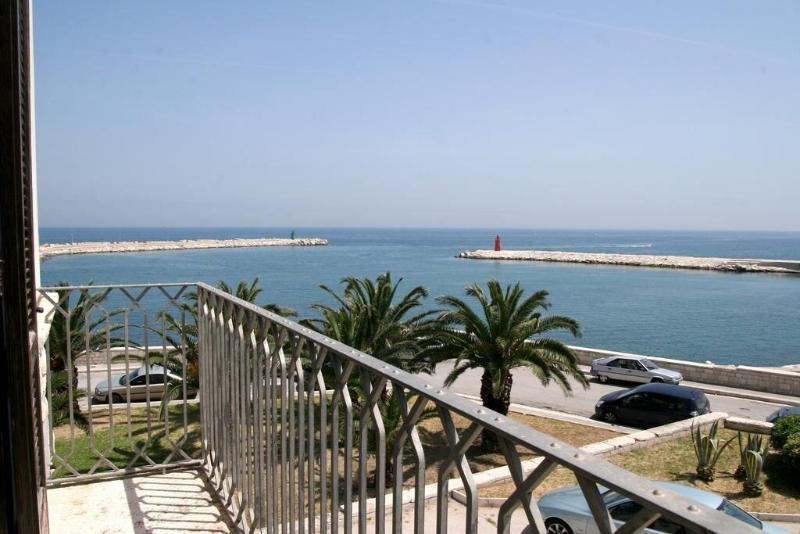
(494, 234, 502, 251)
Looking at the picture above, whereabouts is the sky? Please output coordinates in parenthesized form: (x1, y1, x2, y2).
(34, 1, 800, 230)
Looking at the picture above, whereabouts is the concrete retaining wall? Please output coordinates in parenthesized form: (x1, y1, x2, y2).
(570, 345, 800, 397)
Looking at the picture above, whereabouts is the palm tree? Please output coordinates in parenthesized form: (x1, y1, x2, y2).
(428, 280, 586, 449)
(304, 272, 441, 481)
(305, 272, 439, 372)
(217, 277, 296, 317)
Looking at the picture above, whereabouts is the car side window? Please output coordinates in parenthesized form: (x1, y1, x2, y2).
(607, 359, 620, 368)
(130, 375, 146, 386)
(631, 361, 646, 371)
(647, 394, 676, 412)
(149, 374, 165, 385)
(610, 500, 685, 533)
(622, 394, 647, 408)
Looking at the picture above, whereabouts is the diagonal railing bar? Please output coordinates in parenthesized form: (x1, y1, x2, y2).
(614, 506, 661, 534)
(195, 282, 758, 534)
(577, 475, 615, 534)
(436, 410, 481, 534)
(498, 437, 547, 532)
(496, 457, 556, 534)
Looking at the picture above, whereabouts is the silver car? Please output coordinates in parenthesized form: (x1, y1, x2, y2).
(539, 481, 785, 534)
(766, 406, 800, 423)
(590, 355, 682, 385)
(93, 365, 193, 403)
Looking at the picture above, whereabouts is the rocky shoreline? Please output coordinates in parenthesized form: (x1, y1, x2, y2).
(457, 249, 800, 274)
(40, 237, 328, 258)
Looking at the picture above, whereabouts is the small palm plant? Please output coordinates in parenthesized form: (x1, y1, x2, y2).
(427, 280, 585, 449)
(735, 432, 766, 479)
(691, 420, 735, 482)
(743, 449, 768, 496)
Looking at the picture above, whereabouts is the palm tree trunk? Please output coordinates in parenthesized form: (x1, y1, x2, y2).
(479, 369, 513, 449)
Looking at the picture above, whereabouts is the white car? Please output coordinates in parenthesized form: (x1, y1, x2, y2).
(590, 355, 682, 385)
(93, 365, 195, 403)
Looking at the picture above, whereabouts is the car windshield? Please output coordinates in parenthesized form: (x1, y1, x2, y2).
(640, 359, 658, 370)
(718, 499, 761, 529)
(119, 369, 140, 385)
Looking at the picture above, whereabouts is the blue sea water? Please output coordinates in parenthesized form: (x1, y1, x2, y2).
(39, 228, 800, 366)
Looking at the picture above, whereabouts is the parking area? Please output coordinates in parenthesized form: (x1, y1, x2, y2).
(430, 362, 791, 422)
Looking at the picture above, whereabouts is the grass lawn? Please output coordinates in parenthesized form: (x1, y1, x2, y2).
(52, 404, 201, 478)
(482, 428, 800, 514)
(52, 401, 617, 488)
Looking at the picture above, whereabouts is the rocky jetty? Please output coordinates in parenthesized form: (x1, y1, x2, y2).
(457, 249, 800, 274)
(41, 237, 328, 258)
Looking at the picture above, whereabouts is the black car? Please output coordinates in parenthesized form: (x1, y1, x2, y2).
(594, 383, 711, 427)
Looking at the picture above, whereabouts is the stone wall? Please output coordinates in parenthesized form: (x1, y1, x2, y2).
(570, 345, 800, 397)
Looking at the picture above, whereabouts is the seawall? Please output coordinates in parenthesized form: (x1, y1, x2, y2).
(570, 345, 800, 397)
(458, 249, 800, 274)
(40, 237, 328, 258)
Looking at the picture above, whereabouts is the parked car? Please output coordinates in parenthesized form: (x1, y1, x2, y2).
(766, 406, 800, 423)
(93, 365, 195, 403)
(591, 355, 682, 384)
(594, 383, 710, 427)
(539, 480, 785, 534)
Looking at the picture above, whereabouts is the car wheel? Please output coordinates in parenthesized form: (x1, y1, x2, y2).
(111, 393, 123, 404)
(602, 410, 618, 423)
(545, 518, 573, 534)
(598, 374, 609, 383)
(650, 377, 663, 383)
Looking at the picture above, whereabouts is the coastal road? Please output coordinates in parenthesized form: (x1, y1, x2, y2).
(73, 363, 788, 420)
(428, 362, 788, 421)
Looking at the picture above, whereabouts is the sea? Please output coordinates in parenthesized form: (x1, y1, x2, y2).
(39, 228, 800, 367)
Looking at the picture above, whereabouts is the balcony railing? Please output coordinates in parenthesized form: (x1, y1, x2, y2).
(38, 283, 758, 533)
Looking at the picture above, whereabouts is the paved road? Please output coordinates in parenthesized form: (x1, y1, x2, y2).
(428, 362, 786, 422)
(74, 363, 787, 421)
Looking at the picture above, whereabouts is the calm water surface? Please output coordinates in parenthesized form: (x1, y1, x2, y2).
(40, 228, 800, 366)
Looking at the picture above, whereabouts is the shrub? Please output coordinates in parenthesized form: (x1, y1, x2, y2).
(783, 433, 800, 477)
(692, 420, 734, 482)
(771, 415, 800, 449)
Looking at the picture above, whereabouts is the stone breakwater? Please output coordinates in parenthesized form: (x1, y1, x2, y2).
(40, 237, 329, 258)
(457, 249, 800, 274)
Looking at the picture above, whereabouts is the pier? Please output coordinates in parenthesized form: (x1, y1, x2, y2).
(457, 249, 800, 274)
(40, 237, 328, 258)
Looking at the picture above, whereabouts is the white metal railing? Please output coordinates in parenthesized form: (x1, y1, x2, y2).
(37, 283, 757, 532)
(196, 283, 757, 534)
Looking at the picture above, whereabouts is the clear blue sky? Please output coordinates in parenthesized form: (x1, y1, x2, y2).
(34, 1, 800, 230)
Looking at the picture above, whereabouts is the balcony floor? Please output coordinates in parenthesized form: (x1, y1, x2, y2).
(47, 469, 233, 534)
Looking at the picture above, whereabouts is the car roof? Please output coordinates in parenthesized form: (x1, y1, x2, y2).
(599, 355, 655, 364)
(629, 382, 704, 399)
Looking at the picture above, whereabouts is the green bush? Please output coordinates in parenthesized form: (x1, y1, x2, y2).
(771, 415, 800, 449)
(783, 433, 800, 476)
